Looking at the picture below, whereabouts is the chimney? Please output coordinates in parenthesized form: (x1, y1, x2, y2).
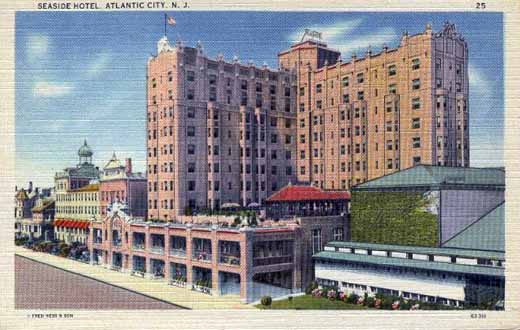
(125, 158, 132, 175)
(28, 181, 33, 193)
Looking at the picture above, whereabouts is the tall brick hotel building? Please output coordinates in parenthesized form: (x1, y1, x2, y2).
(147, 22, 469, 219)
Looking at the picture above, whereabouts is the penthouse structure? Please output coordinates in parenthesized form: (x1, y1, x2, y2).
(278, 22, 469, 189)
(147, 38, 297, 219)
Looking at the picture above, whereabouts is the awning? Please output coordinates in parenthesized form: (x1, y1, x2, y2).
(53, 219, 90, 229)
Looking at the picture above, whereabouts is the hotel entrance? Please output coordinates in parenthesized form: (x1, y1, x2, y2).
(219, 271, 240, 296)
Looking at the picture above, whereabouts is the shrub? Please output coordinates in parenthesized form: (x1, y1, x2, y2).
(305, 281, 318, 295)
(347, 293, 359, 304)
(366, 297, 375, 308)
(260, 296, 272, 307)
(327, 290, 337, 301)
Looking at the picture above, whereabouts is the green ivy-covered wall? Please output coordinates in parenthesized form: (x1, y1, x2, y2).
(350, 191, 439, 247)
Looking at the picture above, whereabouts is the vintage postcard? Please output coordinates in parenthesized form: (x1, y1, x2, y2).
(1, 0, 519, 329)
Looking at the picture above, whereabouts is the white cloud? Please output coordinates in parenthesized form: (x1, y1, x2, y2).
(335, 27, 399, 56)
(288, 19, 399, 57)
(468, 63, 490, 90)
(33, 81, 74, 97)
(85, 52, 111, 78)
(288, 19, 363, 44)
(26, 34, 49, 59)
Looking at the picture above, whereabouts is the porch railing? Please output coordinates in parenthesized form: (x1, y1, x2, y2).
(192, 251, 212, 262)
(219, 254, 240, 266)
(169, 248, 186, 258)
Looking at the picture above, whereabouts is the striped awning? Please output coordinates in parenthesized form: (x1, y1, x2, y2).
(53, 219, 90, 229)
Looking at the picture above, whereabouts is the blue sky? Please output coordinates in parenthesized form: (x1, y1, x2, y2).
(15, 11, 503, 188)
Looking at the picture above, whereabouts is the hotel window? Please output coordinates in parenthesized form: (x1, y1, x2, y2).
(187, 107, 196, 118)
(186, 70, 195, 82)
(456, 63, 462, 75)
(388, 84, 397, 95)
(357, 91, 364, 101)
(256, 82, 262, 93)
(188, 181, 196, 191)
(412, 137, 421, 148)
(187, 89, 195, 100)
(341, 76, 349, 87)
(355, 144, 360, 154)
(285, 135, 292, 144)
(356, 73, 364, 84)
(386, 121, 392, 132)
(240, 91, 248, 106)
(386, 140, 393, 150)
(312, 229, 322, 254)
(209, 87, 217, 101)
(300, 135, 305, 143)
(340, 145, 346, 155)
(271, 134, 278, 143)
(271, 166, 277, 175)
(188, 163, 196, 173)
(187, 144, 196, 155)
(269, 85, 276, 95)
(316, 100, 322, 109)
(413, 156, 421, 166)
(412, 118, 421, 129)
(209, 74, 217, 85)
(187, 126, 195, 137)
(411, 58, 420, 70)
(285, 87, 291, 97)
(151, 78, 156, 88)
(299, 103, 305, 112)
(435, 58, 442, 70)
(456, 82, 462, 92)
(300, 150, 305, 159)
(388, 64, 397, 76)
(343, 94, 349, 103)
(387, 159, 393, 169)
(436, 78, 442, 88)
(412, 79, 421, 90)
(412, 97, 421, 110)
(299, 87, 305, 96)
(270, 117, 278, 127)
(271, 150, 277, 160)
(300, 166, 306, 175)
(286, 166, 293, 175)
(333, 228, 344, 241)
(285, 150, 292, 160)
(300, 119, 305, 128)
(240, 80, 248, 90)
(316, 83, 322, 93)
(285, 118, 291, 128)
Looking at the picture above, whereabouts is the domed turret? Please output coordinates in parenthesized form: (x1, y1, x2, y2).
(78, 139, 93, 164)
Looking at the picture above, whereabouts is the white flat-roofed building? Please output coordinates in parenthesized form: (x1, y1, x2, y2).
(313, 202, 505, 307)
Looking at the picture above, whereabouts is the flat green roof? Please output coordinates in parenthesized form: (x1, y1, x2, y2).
(443, 203, 504, 252)
(354, 165, 504, 190)
(314, 251, 504, 277)
(326, 241, 504, 260)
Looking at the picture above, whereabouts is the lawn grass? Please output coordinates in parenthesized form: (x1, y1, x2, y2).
(255, 295, 368, 310)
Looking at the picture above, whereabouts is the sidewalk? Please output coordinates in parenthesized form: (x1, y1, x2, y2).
(15, 247, 251, 310)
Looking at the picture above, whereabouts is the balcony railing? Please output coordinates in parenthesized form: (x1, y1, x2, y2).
(150, 246, 164, 255)
(219, 254, 240, 266)
(94, 238, 103, 244)
(131, 270, 146, 277)
(169, 279, 187, 288)
(133, 243, 145, 251)
(112, 239, 122, 247)
(253, 255, 293, 267)
(169, 248, 186, 258)
(192, 251, 212, 262)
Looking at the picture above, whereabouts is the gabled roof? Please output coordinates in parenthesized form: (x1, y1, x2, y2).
(442, 203, 504, 252)
(15, 189, 28, 200)
(69, 183, 99, 193)
(32, 200, 55, 213)
(266, 184, 350, 202)
(104, 152, 123, 170)
(354, 165, 505, 190)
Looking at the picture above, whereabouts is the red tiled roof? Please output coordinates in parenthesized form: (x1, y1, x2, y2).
(265, 185, 350, 202)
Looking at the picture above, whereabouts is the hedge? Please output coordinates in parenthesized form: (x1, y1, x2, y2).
(350, 191, 438, 247)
